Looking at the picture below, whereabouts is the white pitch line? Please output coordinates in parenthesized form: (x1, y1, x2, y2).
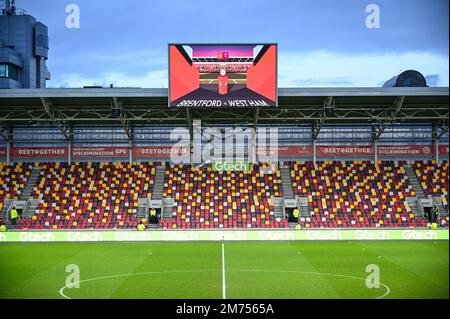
(229, 269, 391, 299)
(58, 269, 390, 299)
(59, 270, 217, 299)
(221, 240, 227, 299)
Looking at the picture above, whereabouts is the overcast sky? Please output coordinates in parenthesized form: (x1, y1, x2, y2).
(10, 0, 450, 88)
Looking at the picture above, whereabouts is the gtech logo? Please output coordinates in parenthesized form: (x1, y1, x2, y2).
(402, 230, 438, 240)
(19, 232, 55, 242)
(212, 161, 249, 172)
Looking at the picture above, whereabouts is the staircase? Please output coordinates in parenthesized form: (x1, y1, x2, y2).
(404, 164, 448, 217)
(4, 167, 42, 224)
(147, 223, 159, 230)
(273, 197, 285, 218)
(161, 198, 174, 218)
(404, 164, 426, 199)
(137, 198, 149, 219)
(2, 200, 27, 229)
(0, 199, 13, 226)
(288, 222, 298, 229)
(298, 196, 310, 217)
(279, 166, 294, 199)
(404, 164, 428, 216)
(20, 166, 40, 199)
(406, 196, 423, 215)
(433, 196, 449, 216)
(23, 199, 41, 218)
(151, 165, 166, 200)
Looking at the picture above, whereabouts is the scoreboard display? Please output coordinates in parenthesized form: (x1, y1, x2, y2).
(169, 43, 277, 108)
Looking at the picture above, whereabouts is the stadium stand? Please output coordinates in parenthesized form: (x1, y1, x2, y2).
(1, 160, 448, 230)
(15, 162, 157, 229)
(290, 160, 428, 228)
(159, 163, 288, 229)
(413, 160, 449, 209)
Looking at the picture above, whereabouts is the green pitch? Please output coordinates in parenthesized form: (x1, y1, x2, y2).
(0, 241, 448, 299)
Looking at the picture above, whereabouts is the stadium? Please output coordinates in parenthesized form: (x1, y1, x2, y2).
(0, 0, 449, 303)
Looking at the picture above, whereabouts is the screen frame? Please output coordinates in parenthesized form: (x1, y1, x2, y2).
(167, 43, 278, 108)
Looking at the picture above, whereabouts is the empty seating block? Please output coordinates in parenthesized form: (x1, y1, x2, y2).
(160, 163, 288, 229)
(17, 162, 157, 230)
(290, 161, 427, 228)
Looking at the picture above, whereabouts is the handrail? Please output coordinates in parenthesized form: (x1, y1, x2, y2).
(22, 200, 30, 217)
(145, 197, 150, 219)
(417, 198, 425, 215)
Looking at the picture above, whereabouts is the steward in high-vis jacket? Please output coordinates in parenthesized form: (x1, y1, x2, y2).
(293, 208, 300, 221)
(150, 208, 157, 224)
(432, 205, 439, 223)
(137, 221, 146, 231)
(10, 208, 18, 225)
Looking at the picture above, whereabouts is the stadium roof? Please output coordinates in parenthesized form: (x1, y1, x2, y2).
(0, 87, 448, 133)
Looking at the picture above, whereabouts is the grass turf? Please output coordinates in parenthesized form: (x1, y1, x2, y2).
(0, 241, 448, 299)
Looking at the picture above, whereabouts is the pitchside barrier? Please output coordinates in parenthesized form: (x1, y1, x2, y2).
(0, 229, 448, 242)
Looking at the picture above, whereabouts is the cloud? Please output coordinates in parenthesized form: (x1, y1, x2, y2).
(278, 51, 449, 87)
(425, 74, 440, 87)
(49, 50, 449, 88)
(49, 70, 168, 88)
(292, 77, 355, 86)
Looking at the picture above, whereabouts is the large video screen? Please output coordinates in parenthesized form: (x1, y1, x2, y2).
(169, 44, 277, 107)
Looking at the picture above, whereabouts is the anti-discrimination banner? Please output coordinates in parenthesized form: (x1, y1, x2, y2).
(377, 145, 434, 156)
(2, 145, 448, 161)
(72, 146, 129, 158)
(1, 229, 448, 243)
(256, 146, 312, 157)
(316, 145, 447, 157)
